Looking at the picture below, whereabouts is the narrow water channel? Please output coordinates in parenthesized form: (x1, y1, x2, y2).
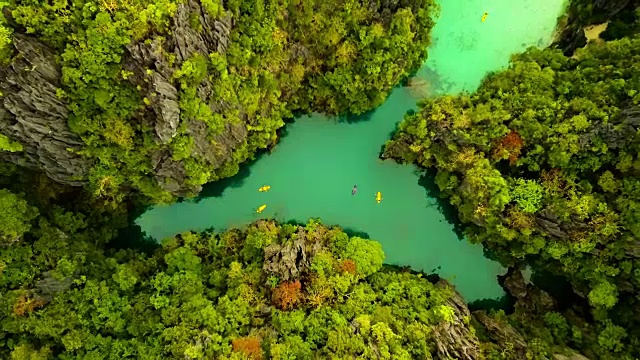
(136, 0, 566, 301)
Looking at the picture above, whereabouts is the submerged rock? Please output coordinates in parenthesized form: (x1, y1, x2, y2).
(0, 35, 89, 186)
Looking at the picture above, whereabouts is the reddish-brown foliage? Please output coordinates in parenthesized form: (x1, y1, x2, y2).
(13, 294, 46, 316)
(493, 130, 524, 164)
(541, 168, 566, 191)
(232, 336, 263, 360)
(273, 280, 302, 310)
(339, 259, 357, 274)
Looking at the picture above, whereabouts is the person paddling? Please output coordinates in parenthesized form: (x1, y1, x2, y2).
(352, 185, 358, 195)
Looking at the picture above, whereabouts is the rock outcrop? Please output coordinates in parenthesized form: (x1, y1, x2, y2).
(500, 267, 556, 314)
(473, 310, 528, 358)
(554, 0, 635, 55)
(122, 0, 246, 196)
(579, 104, 640, 151)
(433, 280, 481, 360)
(0, 0, 250, 196)
(0, 35, 90, 186)
(263, 225, 324, 282)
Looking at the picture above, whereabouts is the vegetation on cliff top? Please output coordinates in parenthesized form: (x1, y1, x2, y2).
(0, 0, 437, 203)
(384, 35, 640, 357)
(0, 169, 605, 359)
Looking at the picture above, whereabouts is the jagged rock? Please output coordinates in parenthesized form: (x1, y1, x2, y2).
(0, 34, 90, 186)
(557, 28, 588, 56)
(263, 227, 312, 282)
(151, 149, 201, 196)
(34, 270, 73, 305)
(500, 267, 556, 314)
(187, 119, 248, 168)
(554, 0, 630, 55)
(501, 267, 528, 299)
(473, 310, 528, 358)
(433, 280, 481, 360)
(626, 239, 640, 258)
(172, 0, 232, 64)
(122, 1, 242, 196)
(592, 0, 632, 18)
(123, 39, 180, 144)
(553, 352, 590, 360)
(535, 209, 589, 241)
(579, 104, 640, 151)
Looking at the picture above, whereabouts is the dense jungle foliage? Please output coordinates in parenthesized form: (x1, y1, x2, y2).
(0, 0, 437, 203)
(1, 0, 639, 359)
(384, 33, 640, 357)
(0, 170, 614, 359)
(0, 174, 496, 360)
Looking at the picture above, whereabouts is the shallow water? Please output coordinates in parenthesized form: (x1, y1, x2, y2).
(136, 0, 566, 301)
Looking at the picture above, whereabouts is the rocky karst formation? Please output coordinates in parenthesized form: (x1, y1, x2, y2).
(123, 0, 245, 196)
(554, 0, 639, 55)
(0, 1, 247, 196)
(0, 34, 89, 186)
(433, 280, 482, 360)
(473, 268, 591, 360)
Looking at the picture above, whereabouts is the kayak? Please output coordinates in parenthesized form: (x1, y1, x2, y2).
(256, 204, 267, 213)
(375, 192, 382, 203)
(481, 12, 488, 22)
(258, 185, 271, 192)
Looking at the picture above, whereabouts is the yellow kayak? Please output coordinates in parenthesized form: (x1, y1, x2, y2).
(256, 204, 267, 213)
(258, 185, 271, 192)
(481, 12, 488, 22)
(375, 192, 382, 204)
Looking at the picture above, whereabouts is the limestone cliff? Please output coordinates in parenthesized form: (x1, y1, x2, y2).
(0, 34, 89, 186)
(0, 1, 245, 196)
(123, 0, 245, 196)
(554, 0, 638, 55)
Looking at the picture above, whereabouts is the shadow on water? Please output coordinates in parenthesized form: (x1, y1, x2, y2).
(195, 116, 298, 202)
(110, 202, 160, 254)
(377, 109, 417, 158)
(340, 227, 371, 240)
(468, 295, 511, 312)
(417, 170, 466, 240)
(332, 109, 375, 125)
(195, 152, 263, 201)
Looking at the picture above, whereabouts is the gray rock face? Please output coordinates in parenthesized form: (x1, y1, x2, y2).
(502, 267, 556, 313)
(35, 270, 73, 305)
(151, 149, 194, 196)
(0, 34, 89, 186)
(579, 104, 640, 151)
(1, 2, 242, 196)
(535, 209, 589, 241)
(172, 0, 232, 63)
(554, 0, 631, 55)
(473, 310, 528, 358)
(123, 0, 245, 196)
(554, 353, 590, 360)
(123, 38, 180, 144)
(433, 280, 481, 360)
(263, 226, 325, 282)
